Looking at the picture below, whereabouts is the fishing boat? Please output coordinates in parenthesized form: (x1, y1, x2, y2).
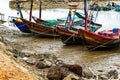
(57, 3, 102, 45)
(101, 2, 112, 11)
(13, 0, 61, 36)
(12, 2, 31, 33)
(13, 16, 59, 36)
(89, 2, 101, 11)
(78, 28, 120, 50)
(114, 4, 120, 12)
(32, 16, 65, 26)
(19, 18, 59, 37)
(57, 3, 84, 45)
(13, 18, 31, 33)
(78, 0, 120, 50)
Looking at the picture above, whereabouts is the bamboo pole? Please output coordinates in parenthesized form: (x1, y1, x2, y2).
(29, 0, 33, 22)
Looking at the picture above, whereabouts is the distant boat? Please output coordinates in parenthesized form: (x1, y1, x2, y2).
(101, 2, 112, 11)
(78, 0, 120, 50)
(114, 4, 120, 12)
(89, 2, 101, 11)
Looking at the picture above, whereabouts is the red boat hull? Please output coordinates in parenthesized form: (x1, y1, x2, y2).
(78, 28, 120, 49)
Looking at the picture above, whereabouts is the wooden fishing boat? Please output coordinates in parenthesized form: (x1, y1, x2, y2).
(78, 28, 120, 50)
(57, 21, 102, 45)
(13, 18, 31, 33)
(13, 0, 61, 36)
(101, 2, 112, 11)
(32, 16, 65, 26)
(20, 18, 59, 37)
(56, 3, 84, 45)
(57, 28, 82, 45)
(89, 2, 101, 11)
(78, 0, 120, 50)
(114, 4, 120, 12)
(57, 9, 102, 45)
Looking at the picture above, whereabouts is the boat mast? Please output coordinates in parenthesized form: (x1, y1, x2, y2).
(29, 0, 33, 21)
(39, 0, 42, 18)
(84, 0, 88, 31)
(16, 1, 23, 18)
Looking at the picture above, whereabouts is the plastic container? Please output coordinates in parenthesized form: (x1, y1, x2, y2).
(113, 28, 118, 33)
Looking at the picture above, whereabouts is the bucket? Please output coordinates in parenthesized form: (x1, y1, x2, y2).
(113, 28, 118, 33)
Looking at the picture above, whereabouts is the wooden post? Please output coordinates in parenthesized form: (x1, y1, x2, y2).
(29, 0, 33, 22)
(84, 0, 88, 31)
(39, 0, 42, 19)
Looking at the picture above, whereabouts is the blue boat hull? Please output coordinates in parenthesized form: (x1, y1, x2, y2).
(13, 19, 31, 33)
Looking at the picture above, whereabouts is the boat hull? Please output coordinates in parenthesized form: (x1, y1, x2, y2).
(21, 19, 59, 37)
(78, 28, 120, 49)
(13, 19, 31, 33)
(57, 27, 82, 45)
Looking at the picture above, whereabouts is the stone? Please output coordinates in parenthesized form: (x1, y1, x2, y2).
(47, 66, 62, 80)
(22, 57, 28, 61)
(21, 50, 36, 56)
(0, 42, 6, 52)
(82, 67, 95, 79)
(36, 61, 46, 69)
(44, 60, 52, 67)
(25, 58, 36, 65)
(63, 73, 80, 80)
(62, 64, 83, 77)
(106, 70, 118, 79)
(98, 74, 108, 80)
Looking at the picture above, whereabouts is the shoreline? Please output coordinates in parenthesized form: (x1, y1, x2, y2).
(9, 1, 120, 10)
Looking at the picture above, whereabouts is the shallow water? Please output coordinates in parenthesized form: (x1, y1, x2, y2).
(1, 0, 120, 75)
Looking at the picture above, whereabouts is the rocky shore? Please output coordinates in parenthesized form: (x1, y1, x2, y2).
(0, 24, 119, 80)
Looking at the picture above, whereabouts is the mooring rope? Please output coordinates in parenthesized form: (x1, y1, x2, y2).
(88, 39, 115, 51)
(63, 34, 75, 43)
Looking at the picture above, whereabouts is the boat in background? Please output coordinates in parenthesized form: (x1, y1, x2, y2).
(89, 2, 101, 11)
(114, 4, 120, 12)
(101, 2, 112, 11)
(78, 0, 120, 50)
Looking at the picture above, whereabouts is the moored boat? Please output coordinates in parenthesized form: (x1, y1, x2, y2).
(78, 28, 120, 50)
(78, 0, 120, 50)
(57, 3, 102, 45)
(20, 18, 59, 37)
(13, 18, 31, 33)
